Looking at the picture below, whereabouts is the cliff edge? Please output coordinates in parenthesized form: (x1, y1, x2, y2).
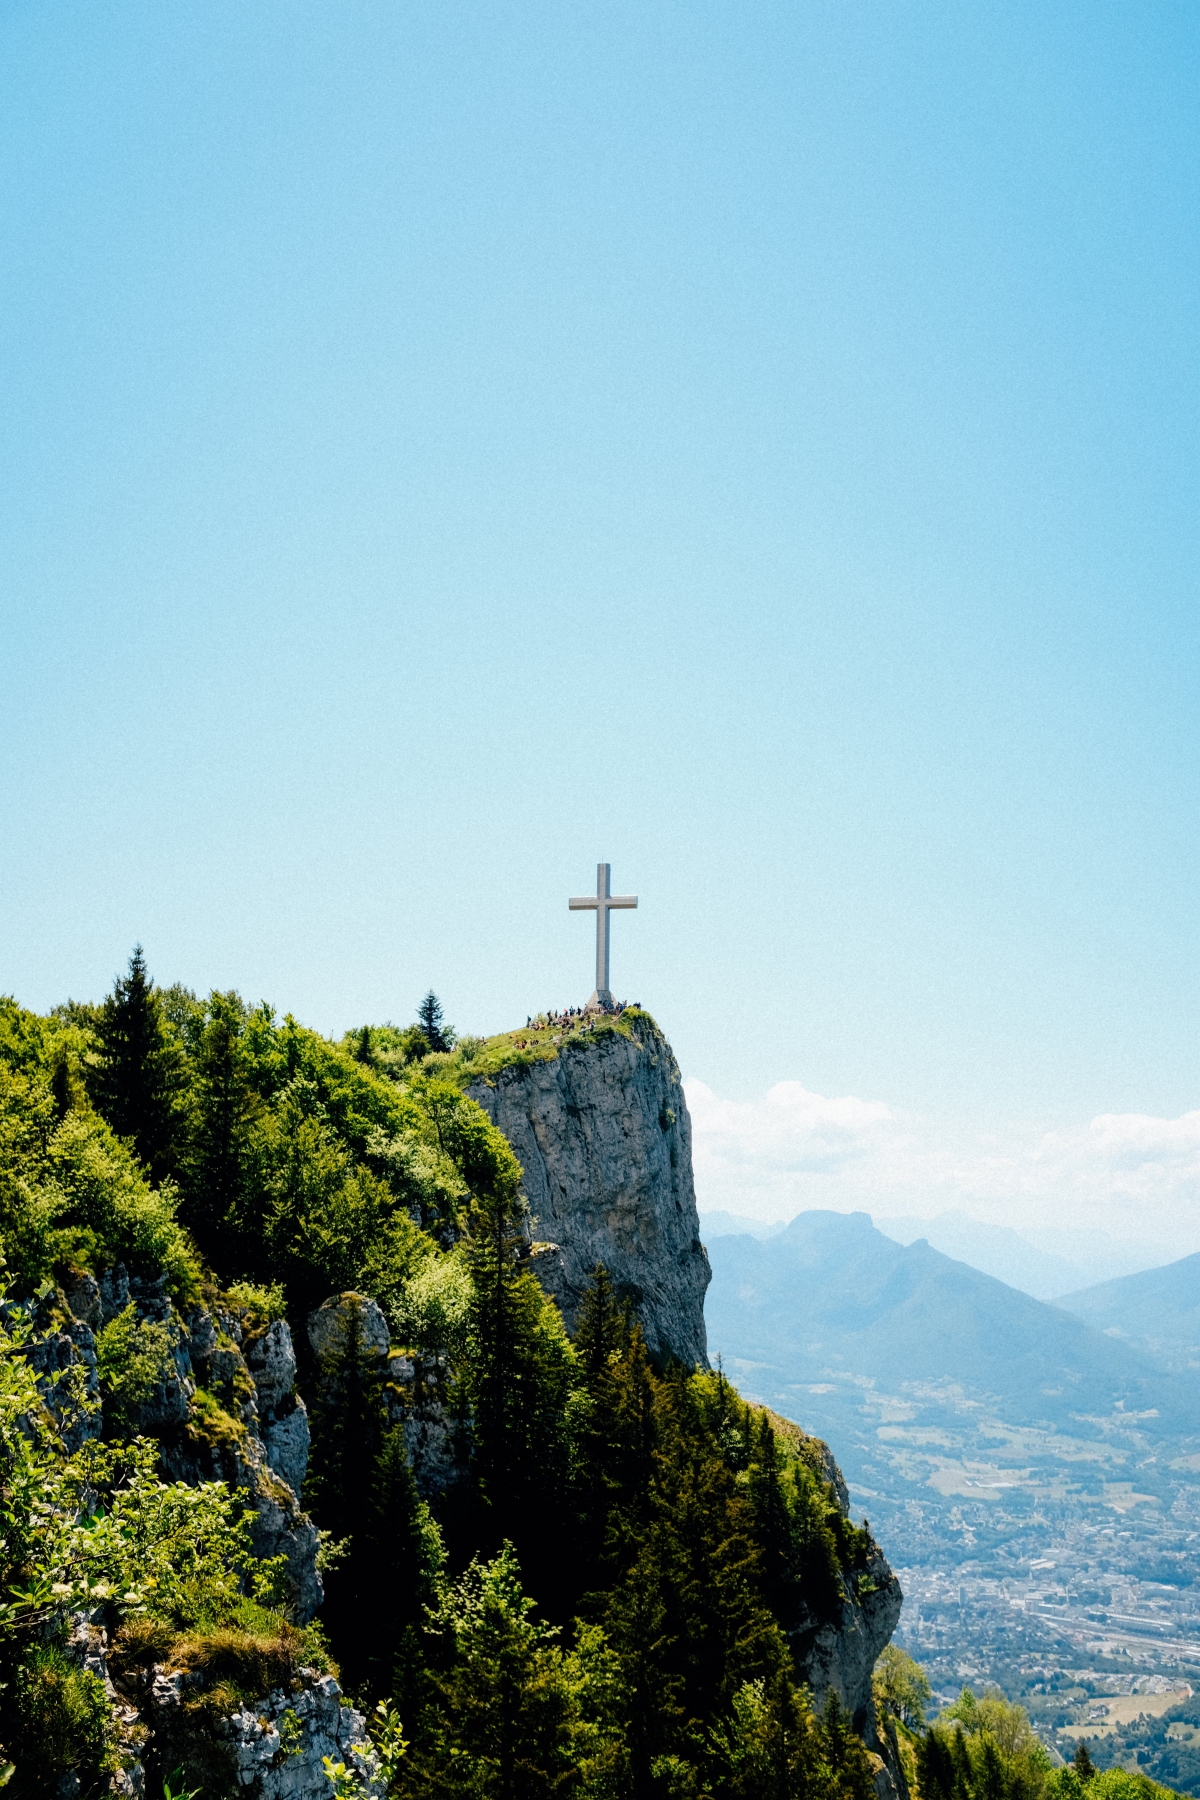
(467, 1015, 711, 1369)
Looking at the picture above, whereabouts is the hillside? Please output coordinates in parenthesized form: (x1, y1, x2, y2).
(871, 1210, 1088, 1298)
(1056, 1252, 1200, 1371)
(706, 1209, 1196, 1438)
(0, 965, 903, 1799)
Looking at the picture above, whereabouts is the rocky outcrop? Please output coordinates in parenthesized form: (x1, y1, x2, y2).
(246, 1318, 313, 1502)
(386, 1350, 464, 1501)
(791, 1535, 902, 1735)
(34, 1273, 323, 1624)
(308, 1294, 465, 1504)
(782, 1438, 903, 1743)
(468, 1018, 710, 1368)
(133, 1664, 382, 1798)
(168, 1306, 322, 1621)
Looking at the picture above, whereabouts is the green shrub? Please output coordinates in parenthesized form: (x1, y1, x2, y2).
(95, 1303, 180, 1436)
(8, 1646, 119, 1795)
(223, 1279, 287, 1331)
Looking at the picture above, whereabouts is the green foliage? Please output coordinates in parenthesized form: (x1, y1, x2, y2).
(920, 1686, 1056, 1800)
(87, 945, 189, 1182)
(414, 1543, 578, 1800)
(8, 1646, 119, 1796)
(1049, 1774, 1180, 1800)
(417, 991, 455, 1055)
(0, 1001, 200, 1297)
(0, 983, 924, 1800)
(183, 988, 264, 1273)
(873, 1645, 932, 1731)
(222, 1277, 287, 1328)
(95, 1302, 180, 1436)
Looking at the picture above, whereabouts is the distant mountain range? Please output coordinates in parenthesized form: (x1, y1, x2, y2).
(705, 1208, 1193, 1437)
(703, 1208, 1200, 1570)
(699, 1206, 1174, 1298)
(1056, 1252, 1200, 1372)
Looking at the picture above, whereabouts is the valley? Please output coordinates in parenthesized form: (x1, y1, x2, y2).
(705, 1209, 1200, 1788)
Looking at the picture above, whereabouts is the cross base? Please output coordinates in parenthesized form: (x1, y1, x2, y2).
(585, 989, 617, 1014)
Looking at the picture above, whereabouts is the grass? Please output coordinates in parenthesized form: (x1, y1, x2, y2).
(185, 1387, 248, 1451)
(425, 1006, 661, 1090)
(112, 1606, 335, 1704)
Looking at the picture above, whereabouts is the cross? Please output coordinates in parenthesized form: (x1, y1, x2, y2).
(569, 863, 638, 1011)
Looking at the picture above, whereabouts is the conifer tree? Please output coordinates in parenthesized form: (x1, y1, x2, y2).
(1073, 1741, 1096, 1782)
(747, 1412, 802, 1626)
(917, 1726, 957, 1800)
(90, 945, 185, 1180)
(460, 1147, 573, 1605)
(306, 1306, 390, 1683)
(185, 990, 263, 1272)
(350, 1424, 444, 1709)
(416, 991, 453, 1054)
(415, 1544, 578, 1800)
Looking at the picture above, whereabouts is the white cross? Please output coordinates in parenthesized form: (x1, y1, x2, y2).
(569, 862, 638, 1010)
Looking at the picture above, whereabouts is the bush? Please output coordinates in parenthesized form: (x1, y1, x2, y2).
(223, 1279, 287, 1331)
(8, 1646, 119, 1795)
(95, 1303, 181, 1437)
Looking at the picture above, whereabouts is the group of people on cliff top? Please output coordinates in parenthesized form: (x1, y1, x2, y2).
(523, 1000, 639, 1031)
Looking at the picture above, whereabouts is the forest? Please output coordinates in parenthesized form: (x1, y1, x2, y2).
(0, 951, 1185, 1800)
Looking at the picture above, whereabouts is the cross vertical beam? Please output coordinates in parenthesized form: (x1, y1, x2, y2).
(569, 862, 638, 1010)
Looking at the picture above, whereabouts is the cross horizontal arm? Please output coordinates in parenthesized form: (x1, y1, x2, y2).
(607, 896, 638, 909)
(569, 897, 599, 910)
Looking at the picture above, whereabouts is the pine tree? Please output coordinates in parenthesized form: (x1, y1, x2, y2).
(416, 1544, 578, 1800)
(747, 1412, 802, 1626)
(1073, 1741, 1096, 1782)
(358, 1424, 444, 1708)
(571, 1266, 628, 1592)
(185, 991, 263, 1273)
(90, 945, 185, 1180)
(306, 1307, 390, 1685)
(460, 1155, 574, 1608)
(917, 1728, 957, 1800)
(416, 991, 452, 1054)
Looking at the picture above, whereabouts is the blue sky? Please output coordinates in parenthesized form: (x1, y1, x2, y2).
(3, 3, 1199, 1228)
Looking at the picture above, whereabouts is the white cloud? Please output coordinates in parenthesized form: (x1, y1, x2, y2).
(683, 1076, 1200, 1254)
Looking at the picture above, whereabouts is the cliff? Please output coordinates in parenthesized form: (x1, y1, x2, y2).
(467, 1015, 711, 1369)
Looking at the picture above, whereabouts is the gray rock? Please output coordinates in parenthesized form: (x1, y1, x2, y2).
(264, 1397, 311, 1499)
(61, 1271, 101, 1330)
(386, 1352, 464, 1501)
(136, 1665, 380, 1799)
(246, 1317, 299, 1412)
(122, 1317, 195, 1434)
(308, 1292, 391, 1366)
(159, 1415, 322, 1622)
(25, 1320, 101, 1450)
(216, 1672, 383, 1798)
(468, 1018, 711, 1368)
(793, 1545, 902, 1736)
(97, 1264, 131, 1324)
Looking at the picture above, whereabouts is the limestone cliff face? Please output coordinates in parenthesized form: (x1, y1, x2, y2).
(468, 1018, 711, 1369)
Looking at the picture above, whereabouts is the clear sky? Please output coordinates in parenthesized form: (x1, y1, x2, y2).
(3, 4, 1199, 1239)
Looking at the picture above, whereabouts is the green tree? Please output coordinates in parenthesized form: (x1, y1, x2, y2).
(90, 946, 186, 1181)
(184, 991, 264, 1273)
(358, 1425, 445, 1711)
(306, 1307, 389, 1648)
(873, 1646, 932, 1732)
(460, 1172, 575, 1593)
(414, 1543, 578, 1800)
(417, 992, 454, 1055)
